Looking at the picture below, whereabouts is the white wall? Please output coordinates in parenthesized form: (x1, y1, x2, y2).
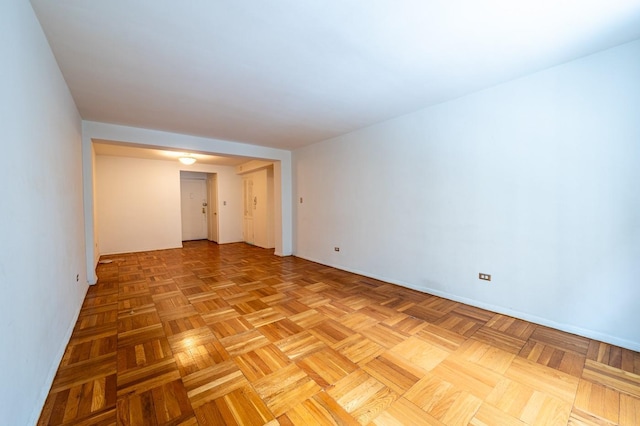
(96, 155, 242, 255)
(96, 156, 182, 254)
(294, 39, 640, 351)
(0, 1, 87, 424)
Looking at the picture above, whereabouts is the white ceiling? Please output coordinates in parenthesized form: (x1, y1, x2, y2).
(31, 0, 640, 150)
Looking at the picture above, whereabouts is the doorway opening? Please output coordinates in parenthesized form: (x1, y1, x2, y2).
(241, 165, 274, 248)
(180, 171, 218, 243)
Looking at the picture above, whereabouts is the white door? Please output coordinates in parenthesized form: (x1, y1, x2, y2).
(207, 174, 218, 243)
(243, 178, 255, 244)
(180, 178, 207, 241)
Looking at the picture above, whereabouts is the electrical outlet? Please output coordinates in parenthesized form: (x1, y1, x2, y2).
(479, 273, 491, 281)
(334, 247, 340, 252)
(76, 274, 80, 282)
(300, 197, 303, 203)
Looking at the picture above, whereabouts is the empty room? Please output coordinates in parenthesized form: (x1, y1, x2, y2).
(2, 0, 640, 425)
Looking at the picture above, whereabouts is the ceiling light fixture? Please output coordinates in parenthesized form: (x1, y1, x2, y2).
(178, 155, 196, 165)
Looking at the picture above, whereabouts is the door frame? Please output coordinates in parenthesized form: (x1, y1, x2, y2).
(180, 176, 208, 241)
(207, 174, 219, 243)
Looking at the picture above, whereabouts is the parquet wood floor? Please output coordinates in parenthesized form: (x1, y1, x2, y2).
(39, 242, 640, 425)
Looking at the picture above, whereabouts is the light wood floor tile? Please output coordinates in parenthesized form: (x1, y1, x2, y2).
(116, 336, 173, 374)
(258, 318, 304, 342)
(116, 379, 193, 425)
(472, 326, 527, 354)
(193, 385, 274, 426)
(297, 347, 358, 389)
(327, 369, 397, 424)
(243, 306, 286, 327)
(50, 354, 117, 393)
(486, 378, 536, 420)
(280, 392, 359, 426)
(173, 340, 227, 376)
(233, 344, 291, 382)
(219, 328, 270, 357)
(620, 393, 640, 426)
(60, 335, 117, 367)
(588, 341, 640, 375)
(360, 323, 410, 349)
(506, 356, 580, 403)
(167, 326, 217, 353)
(116, 357, 181, 397)
(382, 313, 428, 335)
(434, 313, 484, 337)
(453, 338, 516, 374)
(372, 397, 442, 425)
(403, 304, 448, 323)
(316, 301, 355, 320)
(276, 330, 327, 360)
(390, 336, 450, 372)
(568, 408, 617, 425)
(117, 307, 161, 334)
(333, 333, 385, 365)
(405, 372, 483, 424)
(289, 308, 328, 329)
(470, 402, 527, 426)
(520, 391, 572, 425)
(208, 316, 253, 339)
(183, 360, 248, 408)
(39, 375, 117, 425)
(487, 377, 573, 425)
(519, 339, 586, 377)
(161, 314, 207, 337)
(574, 379, 620, 424)
(310, 319, 353, 346)
(583, 359, 640, 398)
(529, 326, 591, 355)
(436, 391, 483, 425)
(431, 357, 503, 400)
(253, 363, 322, 417)
(484, 313, 537, 340)
(363, 351, 425, 394)
(415, 323, 468, 352)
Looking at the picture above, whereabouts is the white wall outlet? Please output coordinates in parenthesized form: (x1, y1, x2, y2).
(479, 273, 491, 281)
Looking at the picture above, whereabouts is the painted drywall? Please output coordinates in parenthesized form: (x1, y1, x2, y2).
(95, 155, 243, 255)
(294, 39, 640, 350)
(96, 156, 182, 254)
(82, 122, 292, 282)
(0, 1, 87, 424)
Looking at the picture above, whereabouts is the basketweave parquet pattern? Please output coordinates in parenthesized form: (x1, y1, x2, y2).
(38, 241, 640, 425)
